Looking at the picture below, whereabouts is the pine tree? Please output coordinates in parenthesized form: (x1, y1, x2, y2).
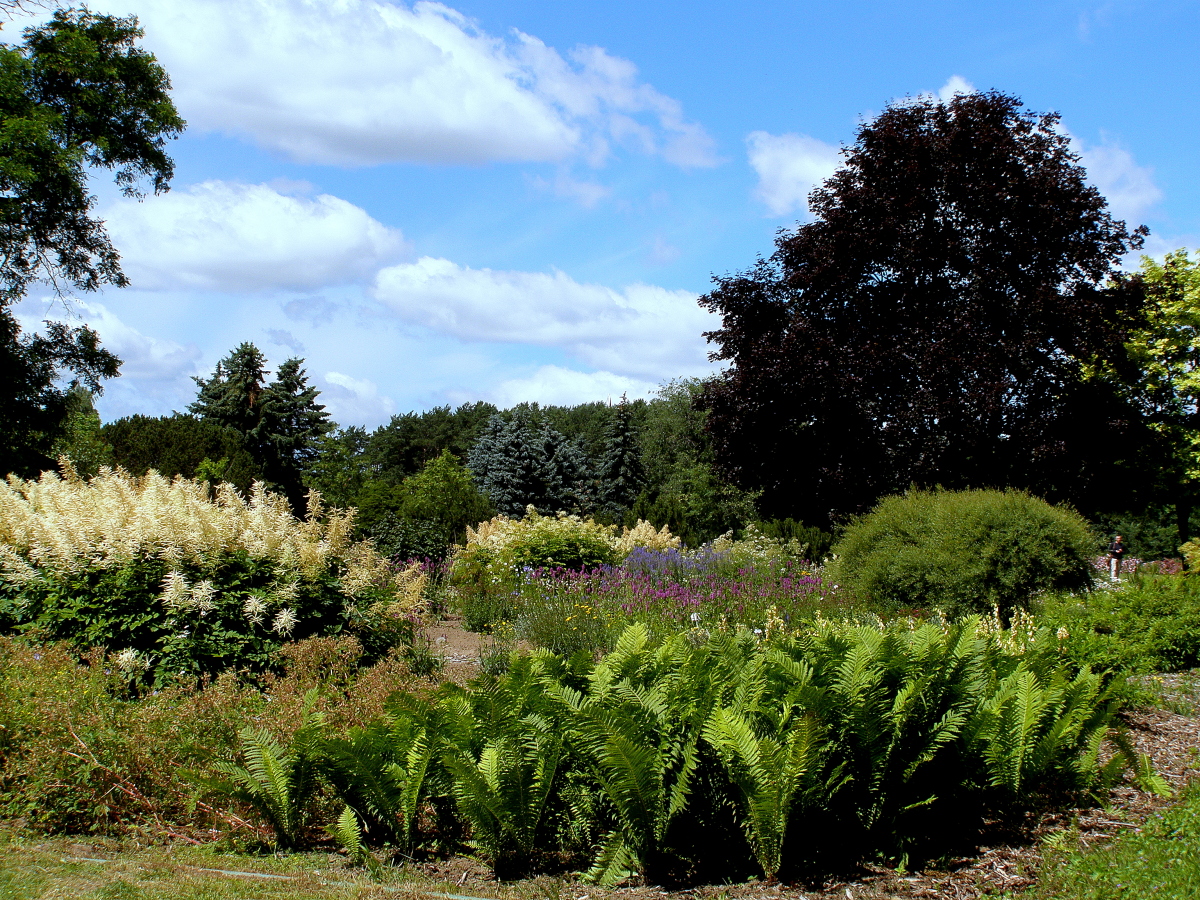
(595, 395, 645, 517)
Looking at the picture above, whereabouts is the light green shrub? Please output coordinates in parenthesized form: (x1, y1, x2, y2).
(828, 488, 1096, 618)
(448, 508, 679, 631)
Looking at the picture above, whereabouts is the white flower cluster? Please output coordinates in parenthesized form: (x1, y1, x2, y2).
(461, 506, 680, 562)
(708, 523, 813, 567)
(0, 466, 426, 612)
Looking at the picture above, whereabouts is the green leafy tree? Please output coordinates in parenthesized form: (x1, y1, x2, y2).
(50, 383, 111, 476)
(699, 91, 1149, 527)
(634, 379, 759, 544)
(1122, 250, 1200, 543)
(359, 450, 494, 560)
(0, 8, 184, 301)
(304, 426, 374, 508)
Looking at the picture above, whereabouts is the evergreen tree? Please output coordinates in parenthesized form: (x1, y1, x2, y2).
(189, 342, 269, 443)
(189, 343, 331, 510)
(103, 413, 261, 493)
(467, 411, 594, 515)
(595, 395, 645, 516)
(368, 401, 497, 483)
(261, 357, 333, 509)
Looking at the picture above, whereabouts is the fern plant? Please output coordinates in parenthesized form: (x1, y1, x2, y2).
(440, 655, 569, 877)
(198, 689, 326, 850)
(551, 625, 721, 885)
(964, 630, 1126, 798)
(323, 692, 446, 853)
(701, 640, 838, 881)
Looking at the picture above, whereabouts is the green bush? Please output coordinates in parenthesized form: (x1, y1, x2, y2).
(828, 488, 1096, 618)
(1038, 574, 1200, 675)
(0, 468, 426, 685)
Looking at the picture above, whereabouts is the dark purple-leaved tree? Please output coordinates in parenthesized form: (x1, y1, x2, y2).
(699, 90, 1152, 527)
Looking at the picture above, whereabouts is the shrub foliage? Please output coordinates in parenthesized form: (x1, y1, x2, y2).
(829, 489, 1096, 618)
(0, 466, 426, 683)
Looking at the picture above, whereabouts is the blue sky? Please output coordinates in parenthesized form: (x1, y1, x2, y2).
(10, 0, 1199, 427)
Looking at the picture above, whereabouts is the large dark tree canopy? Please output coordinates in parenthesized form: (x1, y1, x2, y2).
(700, 91, 1151, 526)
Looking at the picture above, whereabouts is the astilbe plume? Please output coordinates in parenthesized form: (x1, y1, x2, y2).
(0, 463, 425, 607)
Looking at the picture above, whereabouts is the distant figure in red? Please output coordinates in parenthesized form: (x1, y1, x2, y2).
(1107, 535, 1127, 581)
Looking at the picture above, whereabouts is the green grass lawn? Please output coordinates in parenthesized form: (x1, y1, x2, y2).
(1026, 783, 1200, 900)
(0, 834, 472, 900)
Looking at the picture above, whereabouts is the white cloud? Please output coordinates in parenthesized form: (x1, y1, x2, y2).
(371, 257, 718, 381)
(1075, 138, 1163, 226)
(104, 181, 410, 293)
(322, 371, 396, 426)
(489, 365, 657, 407)
(90, 0, 714, 168)
(746, 131, 841, 217)
(935, 75, 975, 102)
(13, 297, 203, 418)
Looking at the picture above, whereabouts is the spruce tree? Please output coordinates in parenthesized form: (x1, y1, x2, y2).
(596, 395, 645, 517)
(190, 342, 269, 443)
(467, 411, 595, 515)
(262, 358, 333, 508)
(190, 343, 331, 510)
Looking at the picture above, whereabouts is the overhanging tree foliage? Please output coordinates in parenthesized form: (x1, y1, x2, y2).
(699, 90, 1150, 526)
(0, 319, 117, 476)
(0, 9, 183, 477)
(1121, 249, 1200, 543)
(0, 8, 183, 300)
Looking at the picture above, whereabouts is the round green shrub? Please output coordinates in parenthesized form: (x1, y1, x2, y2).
(828, 488, 1096, 618)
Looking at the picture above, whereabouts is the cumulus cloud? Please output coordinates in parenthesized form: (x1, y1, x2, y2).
(1074, 138, 1163, 226)
(104, 181, 410, 293)
(746, 131, 841, 217)
(371, 257, 717, 381)
(934, 74, 975, 102)
(321, 371, 396, 426)
(90, 0, 714, 168)
(489, 365, 658, 407)
(13, 297, 203, 417)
